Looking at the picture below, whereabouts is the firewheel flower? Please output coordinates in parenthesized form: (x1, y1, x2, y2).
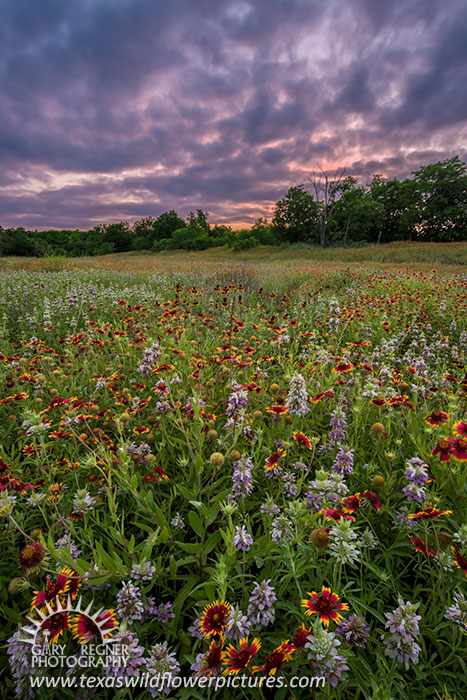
(222, 637, 261, 675)
(70, 609, 118, 643)
(264, 449, 286, 471)
(292, 432, 312, 450)
(408, 504, 452, 520)
(252, 641, 295, 676)
(431, 439, 453, 462)
(451, 546, 467, 576)
(302, 587, 349, 627)
(409, 535, 436, 557)
(424, 410, 449, 426)
(449, 437, 467, 461)
(19, 541, 45, 569)
(196, 637, 225, 676)
(31, 567, 79, 610)
(199, 600, 231, 637)
(453, 420, 467, 437)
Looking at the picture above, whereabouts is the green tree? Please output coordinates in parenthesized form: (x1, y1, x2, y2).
(187, 209, 210, 234)
(412, 156, 467, 241)
(100, 222, 132, 253)
(272, 185, 318, 243)
(0, 227, 36, 256)
(151, 211, 186, 242)
(369, 176, 417, 242)
(331, 178, 379, 245)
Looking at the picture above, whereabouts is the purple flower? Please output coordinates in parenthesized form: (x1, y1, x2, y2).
(145, 641, 180, 695)
(260, 499, 281, 516)
(171, 512, 185, 529)
(332, 446, 354, 475)
(106, 632, 145, 680)
(138, 341, 161, 375)
(282, 470, 298, 497)
(285, 373, 310, 416)
(153, 602, 176, 623)
(402, 483, 426, 503)
(381, 597, 422, 669)
(232, 456, 254, 498)
(271, 517, 294, 545)
(116, 581, 145, 623)
(233, 525, 253, 551)
(226, 382, 248, 416)
(336, 614, 369, 648)
(445, 592, 467, 631)
(188, 615, 204, 639)
(225, 605, 251, 640)
(247, 580, 277, 628)
(305, 628, 349, 687)
(55, 533, 80, 560)
(8, 628, 41, 698)
(405, 458, 429, 484)
(131, 559, 156, 582)
(328, 405, 347, 444)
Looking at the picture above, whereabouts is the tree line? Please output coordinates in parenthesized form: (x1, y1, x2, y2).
(1, 156, 466, 257)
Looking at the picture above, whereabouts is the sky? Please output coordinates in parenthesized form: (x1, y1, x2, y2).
(1, 0, 466, 231)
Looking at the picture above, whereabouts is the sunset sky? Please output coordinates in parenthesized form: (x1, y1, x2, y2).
(1, 0, 466, 230)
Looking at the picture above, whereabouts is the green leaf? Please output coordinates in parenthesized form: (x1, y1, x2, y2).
(175, 541, 203, 554)
(141, 528, 161, 560)
(188, 511, 205, 539)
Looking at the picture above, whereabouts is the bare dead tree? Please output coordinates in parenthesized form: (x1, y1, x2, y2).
(308, 165, 347, 247)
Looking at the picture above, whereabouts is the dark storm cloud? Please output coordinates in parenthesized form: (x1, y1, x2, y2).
(0, 0, 466, 229)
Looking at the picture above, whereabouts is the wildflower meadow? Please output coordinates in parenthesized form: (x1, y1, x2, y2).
(0, 261, 466, 699)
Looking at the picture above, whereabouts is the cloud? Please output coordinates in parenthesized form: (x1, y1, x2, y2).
(0, 0, 465, 229)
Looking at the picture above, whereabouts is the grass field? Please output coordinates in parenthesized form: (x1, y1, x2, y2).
(1, 240, 467, 277)
(1, 246, 466, 699)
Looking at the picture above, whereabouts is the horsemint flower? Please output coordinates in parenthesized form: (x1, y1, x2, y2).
(199, 600, 231, 637)
(302, 587, 349, 627)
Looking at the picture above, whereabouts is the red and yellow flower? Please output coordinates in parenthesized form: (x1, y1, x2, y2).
(449, 437, 467, 461)
(292, 432, 312, 450)
(408, 504, 452, 520)
(409, 535, 436, 557)
(199, 600, 231, 637)
(222, 637, 261, 675)
(292, 624, 312, 648)
(252, 641, 295, 676)
(333, 362, 353, 373)
(424, 411, 449, 426)
(197, 637, 225, 676)
(301, 587, 349, 626)
(70, 609, 118, 644)
(431, 439, 453, 462)
(31, 567, 75, 610)
(39, 612, 69, 644)
(264, 449, 286, 471)
(453, 420, 467, 437)
(451, 546, 467, 576)
(266, 405, 288, 416)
